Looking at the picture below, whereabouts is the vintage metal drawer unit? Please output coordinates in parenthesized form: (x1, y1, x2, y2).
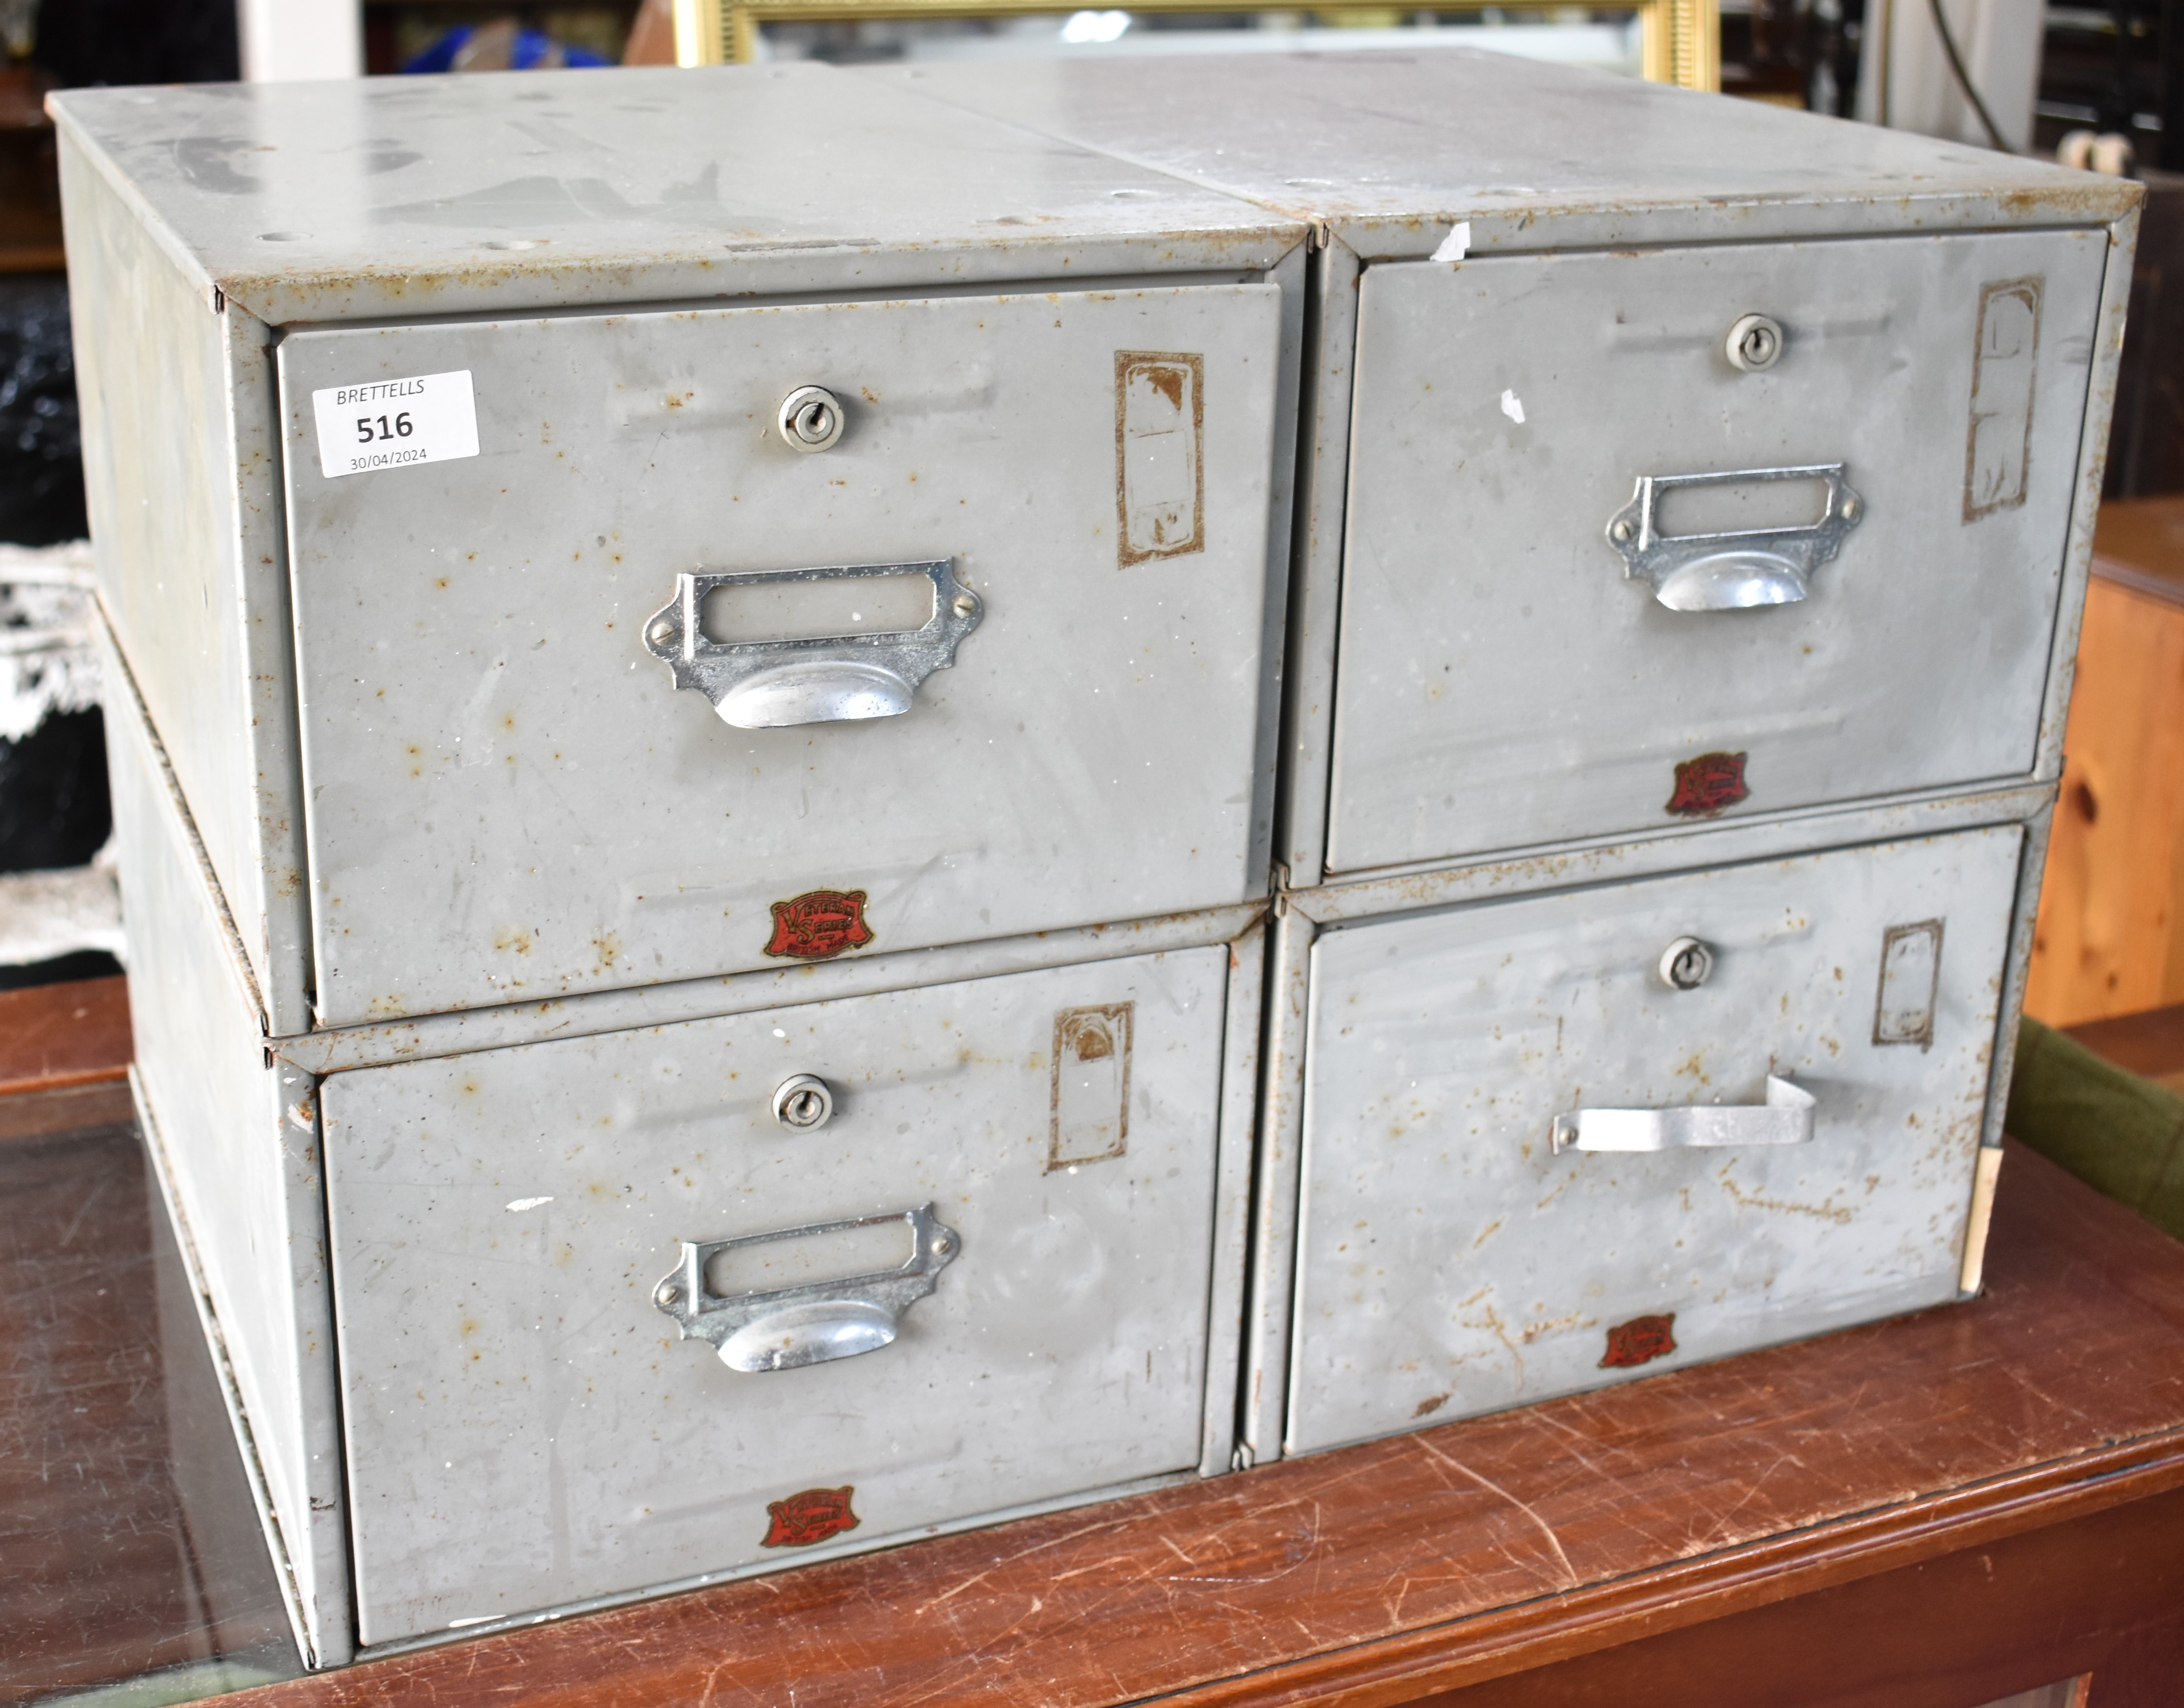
(63, 64, 1298, 1667)
(879, 50, 2139, 886)
(59, 65, 1305, 1037)
(105, 616, 1263, 1658)
(888, 52, 2138, 1461)
(1283, 827, 2020, 1455)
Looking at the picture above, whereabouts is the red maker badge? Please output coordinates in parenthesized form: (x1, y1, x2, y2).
(763, 889, 875, 962)
(1665, 751, 1750, 818)
(761, 1485, 861, 1549)
(1599, 1312, 1679, 1370)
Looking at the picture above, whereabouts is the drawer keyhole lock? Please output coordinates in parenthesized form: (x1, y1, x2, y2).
(1726, 314, 1784, 373)
(1659, 937, 1715, 990)
(778, 385, 845, 453)
(772, 1073, 835, 1131)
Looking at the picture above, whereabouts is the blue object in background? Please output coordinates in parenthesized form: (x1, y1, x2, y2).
(402, 26, 611, 73)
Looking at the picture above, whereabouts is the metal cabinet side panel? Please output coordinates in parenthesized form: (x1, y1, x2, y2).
(103, 632, 350, 1665)
(1325, 230, 2108, 875)
(280, 285, 1282, 1024)
(61, 130, 302, 1027)
(1287, 827, 2021, 1456)
(326, 947, 1230, 1645)
(2032, 209, 2141, 786)
(223, 307, 315, 1035)
(1275, 238, 1359, 888)
(1200, 921, 1267, 1476)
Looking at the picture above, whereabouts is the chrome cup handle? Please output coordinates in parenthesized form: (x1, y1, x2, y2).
(1550, 1074, 1816, 1155)
(1605, 465, 1864, 611)
(653, 1203, 961, 1373)
(642, 559, 981, 730)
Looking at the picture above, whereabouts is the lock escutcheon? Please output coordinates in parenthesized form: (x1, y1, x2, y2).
(778, 385, 845, 453)
(772, 1073, 834, 1131)
(1659, 936, 1714, 990)
(1726, 314, 1785, 373)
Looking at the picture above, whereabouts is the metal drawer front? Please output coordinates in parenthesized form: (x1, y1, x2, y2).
(1287, 828, 2020, 1456)
(1326, 231, 2106, 875)
(279, 285, 1282, 1025)
(324, 946, 1228, 1645)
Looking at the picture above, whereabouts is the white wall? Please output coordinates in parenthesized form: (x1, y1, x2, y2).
(238, 0, 363, 81)
(1854, 0, 2045, 153)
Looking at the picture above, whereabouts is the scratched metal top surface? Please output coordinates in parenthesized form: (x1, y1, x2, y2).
(866, 50, 2144, 258)
(48, 64, 1304, 326)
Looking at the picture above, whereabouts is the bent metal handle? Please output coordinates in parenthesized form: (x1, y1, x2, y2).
(652, 1202, 961, 1373)
(1550, 1074, 1816, 1155)
(642, 558, 981, 730)
(1605, 465, 1863, 611)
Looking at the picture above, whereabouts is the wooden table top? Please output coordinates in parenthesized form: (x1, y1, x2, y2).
(213, 1135, 2184, 1708)
(2090, 494, 2184, 605)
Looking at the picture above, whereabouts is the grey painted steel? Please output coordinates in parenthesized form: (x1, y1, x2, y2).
(1200, 923, 1265, 1478)
(103, 621, 351, 1666)
(1239, 903, 1314, 1465)
(47, 67, 1304, 326)
(62, 139, 314, 1034)
(277, 283, 1281, 1024)
(1273, 237, 1359, 887)
(1286, 829, 2021, 1456)
(1324, 232, 2107, 875)
(879, 53, 2140, 889)
(2030, 211, 2141, 836)
(58, 65, 1307, 1049)
(872, 52, 2138, 262)
(325, 946, 1233, 1646)
(1286, 779, 2055, 925)
(272, 900, 1268, 1075)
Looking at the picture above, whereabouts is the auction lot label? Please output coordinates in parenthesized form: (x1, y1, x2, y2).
(311, 370, 479, 479)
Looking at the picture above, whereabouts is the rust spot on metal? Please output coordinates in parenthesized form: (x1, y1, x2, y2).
(760, 1485, 860, 1549)
(1115, 350, 1205, 568)
(1665, 751, 1749, 818)
(1599, 1312, 1677, 1369)
(1049, 1002, 1132, 1171)
(762, 889, 874, 962)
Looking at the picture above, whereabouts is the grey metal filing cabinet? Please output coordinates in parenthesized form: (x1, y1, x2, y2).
(884, 53, 2143, 1461)
(63, 66, 1304, 1664)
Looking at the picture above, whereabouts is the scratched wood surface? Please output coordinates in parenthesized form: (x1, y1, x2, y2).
(0, 973, 130, 1096)
(218, 1138, 2184, 1708)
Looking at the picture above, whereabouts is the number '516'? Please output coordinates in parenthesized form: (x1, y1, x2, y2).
(355, 412, 413, 443)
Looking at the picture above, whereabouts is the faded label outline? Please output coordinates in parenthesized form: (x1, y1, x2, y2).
(1114, 351, 1206, 567)
(1964, 276, 2043, 521)
(1873, 918, 1945, 1049)
(1049, 1001, 1133, 1171)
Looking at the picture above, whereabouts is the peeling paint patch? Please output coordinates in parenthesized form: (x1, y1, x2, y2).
(1665, 751, 1749, 818)
(760, 1485, 860, 1548)
(1599, 1312, 1677, 1369)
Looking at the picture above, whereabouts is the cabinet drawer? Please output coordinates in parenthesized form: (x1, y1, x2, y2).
(1287, 828, 2021, 1455)
(280, 284, 1282, 1025)
(325, 946, 1231, 1645)
(1327, 231, 2105, 875)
